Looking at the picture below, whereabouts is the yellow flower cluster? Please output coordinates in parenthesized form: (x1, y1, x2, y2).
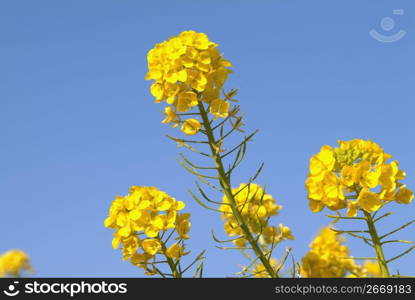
(348, 261, 382, 278)
(104, 186, 190, 272)
(305, 139, 413, 215)
(300, 227, 360, 278)
(220, 183, 293, 247)
(0, 250, 32, 277)
(146, 30, 233, 135)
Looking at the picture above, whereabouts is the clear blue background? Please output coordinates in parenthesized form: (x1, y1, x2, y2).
(1, 0, 414, 277)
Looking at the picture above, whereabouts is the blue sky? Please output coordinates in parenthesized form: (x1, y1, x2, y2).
(1, 0, 414, 277)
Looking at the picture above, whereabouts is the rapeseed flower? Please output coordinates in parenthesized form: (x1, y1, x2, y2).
(0, 250, 32, 277)
(181, 118, 201, 135)
(220, 183, 293, 248)
(305, 139, 412, 215)
(300, 227, 359, 278)
(165, 243, 187, 260)
(146, 30, 233, 133)
(104, 186, 191, 273)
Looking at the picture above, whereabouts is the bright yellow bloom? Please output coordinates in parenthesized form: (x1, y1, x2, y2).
(378, 161, 399, 191)
(104, 186, 190, 270)
(346, 201, 359, 217)
(262, 224, 294, 244)
(305, 139, 412, 215)
(220, 183, 290, 248)
(121, 235, 141, 260)
(279, 224, 295, 240)
(300, 227, 359, 278)
(0, 250, 32, 277)
(180, 118, 201, 135)
(130, 252, 153, 270)
(309, 145, 335, 178)
(162, 107, 180, 128)
(176, 91, 198, 112)
(357, 189, 382, 213)
(340, 165, 356, 187)
(395, 185, 413, 204)
(175, 213, 191, 240)
(305, 170, 345, 211)
(165, 243, 186, 259)
(142, 239, 162, 255)
(262, 226, 279, 244)
(146, 30, 232, 126)
(209, 98, 230, 118)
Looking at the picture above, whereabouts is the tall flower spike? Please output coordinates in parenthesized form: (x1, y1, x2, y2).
(146, 30, 232, 135)
(149, 31, 295, 278)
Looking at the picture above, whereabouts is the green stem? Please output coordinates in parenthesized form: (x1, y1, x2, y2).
(363, 210, 390, 277)
(159, 238, 181, 278)
(197, 101, 278, 278)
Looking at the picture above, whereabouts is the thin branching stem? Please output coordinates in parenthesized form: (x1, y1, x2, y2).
(166, 135, 209, 144)
(211, 115, 232, 131)
(379, 219, 415, 240)
(373, 212, 393, 223)
(182, 250, 206, 274)
(179, 153, 216, 170)
(220, 130, 258, 159)
(381, 240, 414, 245)
(363, 210, 390, 277)
(386, 245, 415, 264)
(159, 237, 181, 278)
(196, 101, 278, 278)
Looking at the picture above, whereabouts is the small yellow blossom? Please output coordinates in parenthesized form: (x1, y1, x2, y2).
(0, 250, 32, 277)
(165, 243, 186, 259)
(176, 91, 198, 112)
(357, 189, 382, 213)
(121, 235, 141, 260)
(130, 252, 152, 269)
(309, 145, 335, 178)
(175, 213, 191, 240)
(162, 107, 180, 128)
(395, 186, 414, 204)
(279, 224, 295, 240)
(346, 201, 359, 217)
(180, 118, 201, 135)
(142, 239, 162, 256)
(209, 98, 230, 118)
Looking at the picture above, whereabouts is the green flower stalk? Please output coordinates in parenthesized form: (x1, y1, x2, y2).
(145, 30, 294, 278)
